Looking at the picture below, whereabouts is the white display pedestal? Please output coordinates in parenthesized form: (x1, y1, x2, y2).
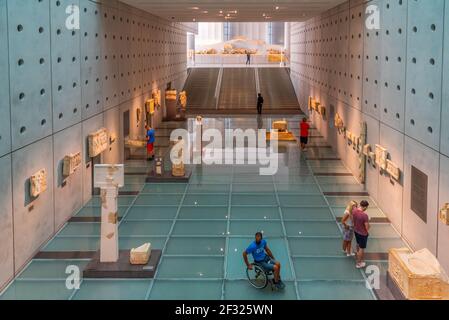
(100, 184, 119, 262)
(94, 164, 124, 263)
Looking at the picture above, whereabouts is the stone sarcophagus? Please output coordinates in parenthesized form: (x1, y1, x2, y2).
(272, 120, 288, 132)
(30, 169, 48, 197)
(389, 248, 449, 300)
(88, 128, 108, 158)
(130, 243, 152, 265)
(63, 152, 82, 177)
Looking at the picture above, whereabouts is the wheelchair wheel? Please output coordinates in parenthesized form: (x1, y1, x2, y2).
(246, 264, 268, 289)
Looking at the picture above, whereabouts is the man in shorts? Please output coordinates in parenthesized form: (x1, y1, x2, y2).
(243, 232, 285, 289)
(146, 125, 155, 161)
(353, 200, 370, 269)
(300, 117, 310, 151)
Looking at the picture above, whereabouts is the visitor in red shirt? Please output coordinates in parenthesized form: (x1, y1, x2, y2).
(352, 200, 370, 269)
(300, 117, 310, 151)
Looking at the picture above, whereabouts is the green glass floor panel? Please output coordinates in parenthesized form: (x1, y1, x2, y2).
(134, 194, 183, 206)
(293, 257, 364, 281)
(141, 183, 187, 194)
(232, 184, 275, 193)
(365, 238, 408, 253)
(119, 221, 173, 236)
(149, 280, 223, 300)
(172, 221, 227, 236)
(223, 280, 297, 300)
(85, 196, 135, 207)
(285, 221, 341, 237)
(72, 280, 151, 300)
(369, 224, 401, 238)
(178, 206, 229, 220)
(226, 237, 293, 280)
(119, 236, 167, 250)
(232, 174, 274, 184)
(232, 194, 277, 206)
(188, 184, 230, 193)
(319, 184, 367, 193)
(274, 176, 316, 184)
(190, 175, 233, 184)
(231, 206, 280, 220)
(288, 237, 342, 256)
(0, 280, 74, 300)
(316, 176, 359, 184)
(121, 184, 143, 192)
(157, 257, 224, 279)
(183, 194, 229, 206)
(43, 237, 100, 252)
(165, 237, 226, 255)
(281, 207, 334, 221)
(58, 223, 100, 237)
(279, 195, 327, 207)
(297, 280, 374, 300)
(124, 206, 178, 220)
(18, 260, 89, 280)
(75, 206, 128, 218)
(275, 184, 320, 194)
(229, 221, 284, 237)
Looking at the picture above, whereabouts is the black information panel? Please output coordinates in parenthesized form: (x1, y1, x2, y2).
(411, 166, 428, 223)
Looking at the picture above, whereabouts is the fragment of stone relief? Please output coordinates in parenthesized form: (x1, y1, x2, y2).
(30, 169, 48, 197)
(63, 152, 82, 176)
(88, 128, 108, 158)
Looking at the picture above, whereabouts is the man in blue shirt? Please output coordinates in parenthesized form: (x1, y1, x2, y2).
(243, 232, 285, 289)
(145, 125, 155, 161)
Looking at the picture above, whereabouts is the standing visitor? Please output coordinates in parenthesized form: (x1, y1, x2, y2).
(257, 93, 264, 115)
(246, 51, 251, 65)
(146, 125, 155, 161)
(341, 201, 357, 257)
(300, 117, 310, 151)
(353, 200, 370, 269)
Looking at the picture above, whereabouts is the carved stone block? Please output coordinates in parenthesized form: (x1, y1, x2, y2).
(375, 144, 388, 170)
(63, 152, 82, 177)
(145, 99, 155, 115)
(130, 243, 152, 265)
(272, 120, 288, 132)
(166, 89, 177, 101)
(439, 204, 449, 225)
(386, 160, 401, 181)
(179, 91, 187, 109)
(88, 128, 108, 158)
(389, 248, 449, 300)
(318, 105, 326, 117)
(334, 113, 344, 130)
(363, 144, 371, 156)
(125, 139, 147, 148)
(30, 169, 48, 197)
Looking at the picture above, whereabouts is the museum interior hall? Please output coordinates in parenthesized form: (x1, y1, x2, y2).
(0, 0, 449, 301)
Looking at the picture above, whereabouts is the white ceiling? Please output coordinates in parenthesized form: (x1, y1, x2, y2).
(120, 0, 346, 22)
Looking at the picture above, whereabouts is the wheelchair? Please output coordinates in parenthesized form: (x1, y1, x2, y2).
(246, 262, 277, 290)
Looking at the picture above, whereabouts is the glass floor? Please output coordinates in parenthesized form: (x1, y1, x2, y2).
(0, 115, 408, 300)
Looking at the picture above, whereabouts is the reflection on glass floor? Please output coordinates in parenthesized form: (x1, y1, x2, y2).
(0, 115, 408, 300)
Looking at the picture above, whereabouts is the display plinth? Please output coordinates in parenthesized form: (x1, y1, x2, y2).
(83, 250, 162, 279)
(388, 248, 449, 300)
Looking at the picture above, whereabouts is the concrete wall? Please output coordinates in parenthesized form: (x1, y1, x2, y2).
(0, 0, 188, 290)
(290, 0, 449, 270)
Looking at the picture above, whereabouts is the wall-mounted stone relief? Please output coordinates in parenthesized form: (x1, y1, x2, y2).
(439, 204, 449, 226)
(375, 144, 388, 171)
(88, 128, 108, 158)
(386, 159, 401, 181)
(30, 169, 47, 197)
(63, 152, 82, 177)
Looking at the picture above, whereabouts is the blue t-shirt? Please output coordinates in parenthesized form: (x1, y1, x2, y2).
(147, 129, 155, 144)
(246, 239, 267, 262)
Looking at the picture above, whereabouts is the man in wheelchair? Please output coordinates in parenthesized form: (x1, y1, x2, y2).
(243, 232, 285, 290)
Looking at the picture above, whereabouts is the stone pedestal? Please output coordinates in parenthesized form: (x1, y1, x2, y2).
(100, 185, 119, 263)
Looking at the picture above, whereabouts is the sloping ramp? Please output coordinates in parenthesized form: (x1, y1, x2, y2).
(183, 68, 220, 109)
(258, 68, 300, 110)
(218, 68, 256, 110)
